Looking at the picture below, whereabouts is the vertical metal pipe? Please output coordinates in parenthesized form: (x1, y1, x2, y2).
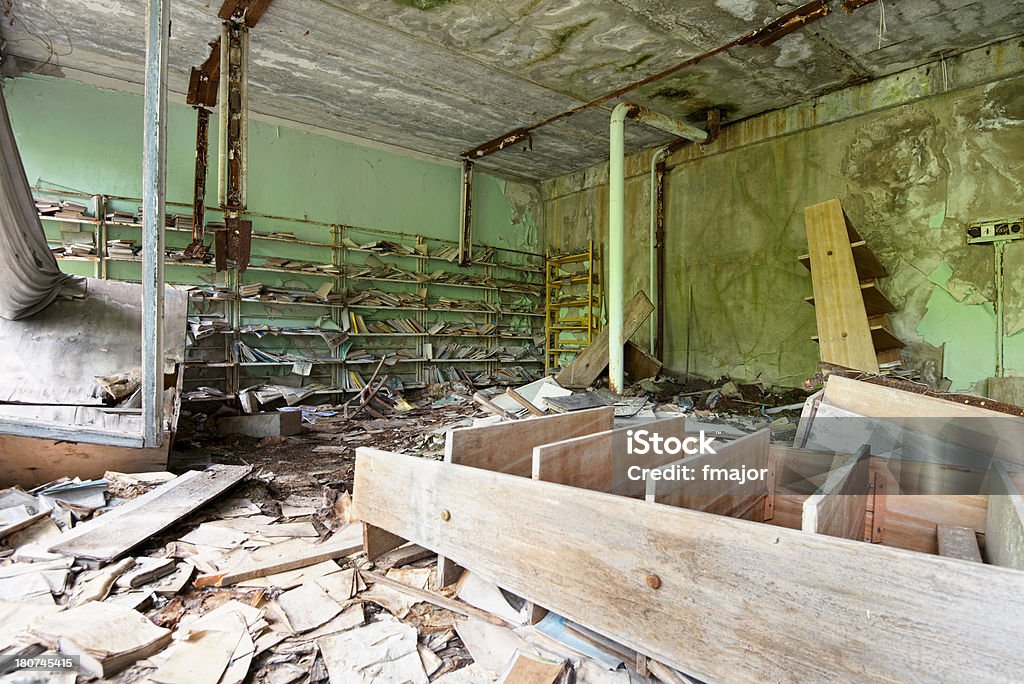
(142, 0, 169, 447)
(608, 103, 631, 393)
(994, 241, 1006, 377)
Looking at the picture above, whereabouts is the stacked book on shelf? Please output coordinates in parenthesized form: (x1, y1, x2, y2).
(107, 239, 138, 257)
(347, 288, 425, 308)
(232, 341, 336, 364)
(106, 209, 139, 224)
(435, 297, 500, 313)
(237, 283, 346, 306)
(188, 315, 232, 340)
(346, 256, 425, 283)
(55, 229, 97, 257)
(253, 257, 341, 275)
(341, 237, 422, 257)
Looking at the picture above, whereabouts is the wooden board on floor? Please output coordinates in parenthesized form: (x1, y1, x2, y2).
(644, 430, 771, 519)
(624, 341, 662, 381)
(555, 292, 653, 389)
(985, 460, 1024, 570)
(49, 464, 251, 562)
(801, 446, 871, 540)
(352, 447, 1024, 683)
(0, 433, 168, 489)
(445, 407, 614, 477)
(804, 199, 879, 373)
(531, 417, 685, 498)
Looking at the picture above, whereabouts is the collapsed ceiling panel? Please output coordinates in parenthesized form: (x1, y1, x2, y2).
(2, 0, 1022, 180)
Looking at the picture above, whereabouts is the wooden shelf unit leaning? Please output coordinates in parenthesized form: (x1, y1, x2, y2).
(545, 240, 603, 374)
(801, 198, 903, 375)
(33, 187, 546, 406)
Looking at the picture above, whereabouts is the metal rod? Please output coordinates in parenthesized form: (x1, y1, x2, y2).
(142, 0, 170, 447)
(458, 159, 474, 266)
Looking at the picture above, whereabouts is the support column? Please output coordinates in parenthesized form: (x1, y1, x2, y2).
(142, 0, 169, 447)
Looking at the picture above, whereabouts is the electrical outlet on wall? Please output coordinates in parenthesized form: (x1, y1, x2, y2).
(966, 218, 1024, 244)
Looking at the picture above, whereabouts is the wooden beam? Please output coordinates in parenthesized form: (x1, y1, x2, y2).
(556, 292, 653, 389)
(532, 417, 685, 498)
(804, 199, 879, 373)
(352, 448, 1024, 683)
(644, 430, 771, 519)
(801, 445, 871, 540)
(985, 459, 1024, 570)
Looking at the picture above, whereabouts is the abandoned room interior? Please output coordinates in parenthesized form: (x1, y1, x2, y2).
(0, 0, 1023, 681)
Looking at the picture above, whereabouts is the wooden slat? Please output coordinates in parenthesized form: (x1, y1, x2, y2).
(985, 460, 1024, 570)
(801, 446, 871, 540)
(556, 292, 653, 389)
(531, 417, 685, 498)
(937, 524, 983, 563)
(644, 430, 771, 518)
(445, 407, 614, 477)
(50, 464, 251, 562)
(804, 199, 879, 373)
(352, 448, 1024, 683)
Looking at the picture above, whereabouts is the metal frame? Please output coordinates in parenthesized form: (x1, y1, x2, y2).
(142, 0, 170, 447)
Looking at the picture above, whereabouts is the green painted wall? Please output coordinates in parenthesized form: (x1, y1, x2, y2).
(543, 67, 1024, 392)
(3, 74, 540, 253)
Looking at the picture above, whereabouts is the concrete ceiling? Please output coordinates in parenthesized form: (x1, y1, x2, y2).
(2, 0, 1022, 181)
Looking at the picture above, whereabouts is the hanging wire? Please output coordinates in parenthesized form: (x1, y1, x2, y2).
(0, 0, 73, 68)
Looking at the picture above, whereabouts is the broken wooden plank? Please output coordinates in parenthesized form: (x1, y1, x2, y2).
(556, 292, 653, 389)
(985, 460, 1024, 570)
(196, 524, 361, 588)
(937, 524, 982, 563)
(644, 430, 771, 519)
(624, 341, 662, 381)
(801, 446, 871, 540)
(50, 465, 252, 562)
(353, 447, 1024, 683)
(531, 417, 686, 498)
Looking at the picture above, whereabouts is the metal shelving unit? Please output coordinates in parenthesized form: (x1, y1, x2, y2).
(545, 240, 602, 373)
(34, 187, 546, 403)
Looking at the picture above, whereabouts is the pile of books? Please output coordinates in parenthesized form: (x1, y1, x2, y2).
(105, 209, 139, 224)
(106, 239, 138, 257)
(188, 315, 231, 340)
(347, 288, 425, 308)
(59, 229, 97, 256)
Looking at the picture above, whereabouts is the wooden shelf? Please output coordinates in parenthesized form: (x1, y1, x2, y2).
(798, 240, 888, 280)
(804, 279, 896, 317)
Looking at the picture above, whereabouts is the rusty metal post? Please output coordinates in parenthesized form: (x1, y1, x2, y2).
(458, 159, 473, 266)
